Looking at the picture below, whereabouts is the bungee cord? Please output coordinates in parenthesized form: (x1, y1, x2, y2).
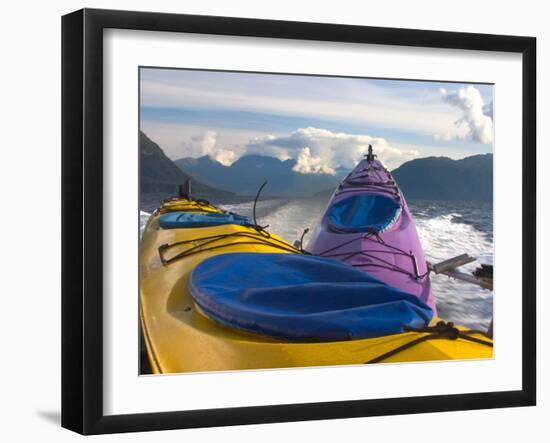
(156, 180, 304, 265)
(158, 230, 302, 266)
(365, 321, 493, 364)
(317, 229, 429, 280)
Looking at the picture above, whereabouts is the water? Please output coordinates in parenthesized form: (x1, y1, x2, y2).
(408, 200, 493, 330)
(140, 210, 151, 238)
(140, 198, 493, 330)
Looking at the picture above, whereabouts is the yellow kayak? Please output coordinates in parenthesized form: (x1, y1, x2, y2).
(140, 197, 493, 374)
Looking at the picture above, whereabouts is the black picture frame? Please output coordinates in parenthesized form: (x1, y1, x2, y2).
(61, 8, 536, 435)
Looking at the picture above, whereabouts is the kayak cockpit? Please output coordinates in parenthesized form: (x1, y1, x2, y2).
(328, 194, 402, 233)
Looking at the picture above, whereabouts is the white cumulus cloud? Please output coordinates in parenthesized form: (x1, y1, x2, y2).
(244, 127, 419, 173)
(292, 147, 335, 175)
(211, 148, 237, 166)
(184, 131, 237, 166)
(438, 86, 493, 144)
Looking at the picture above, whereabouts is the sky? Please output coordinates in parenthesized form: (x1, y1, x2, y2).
(140, 68, 494, 173)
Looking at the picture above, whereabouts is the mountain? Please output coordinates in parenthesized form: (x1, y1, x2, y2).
(174, 155, 232, 190)
(140, 131, 232, 198)
(174, 151, 493, 201)
(334, 166, 351, 180)
(175, 154, 341, 197)
(392, 154, 493, 201)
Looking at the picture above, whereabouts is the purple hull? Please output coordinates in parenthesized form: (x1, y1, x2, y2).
(307, 156, 437, 313)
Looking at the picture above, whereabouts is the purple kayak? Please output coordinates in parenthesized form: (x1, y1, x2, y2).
(307, 147, 437, 313)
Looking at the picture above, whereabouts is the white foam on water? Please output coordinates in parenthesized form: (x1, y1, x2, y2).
(415, 213, 493, 329)
(218, 201, 254, 215)
(257, 199, 326, 245)
(219, 199, 288, 220)
(139, 210, 151, 239)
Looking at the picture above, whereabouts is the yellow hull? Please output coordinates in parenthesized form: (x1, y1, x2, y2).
(140, 199, 493, 374)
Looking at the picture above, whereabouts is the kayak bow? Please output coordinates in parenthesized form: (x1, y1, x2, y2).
(307, 148, 437, 312)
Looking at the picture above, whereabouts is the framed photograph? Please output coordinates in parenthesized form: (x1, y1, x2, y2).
(62, 8, 536, 434)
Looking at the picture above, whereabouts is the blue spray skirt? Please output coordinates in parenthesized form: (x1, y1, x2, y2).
(328, 194, 402, 233)
(159, 211, 251, 229)
(189, 253, 433, 342)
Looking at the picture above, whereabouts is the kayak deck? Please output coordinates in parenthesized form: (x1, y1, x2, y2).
(140, 205, 492, 374)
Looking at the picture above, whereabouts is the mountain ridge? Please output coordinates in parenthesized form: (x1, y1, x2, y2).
(175, 154, 341, 197)
(175, 152, 493, 201)
(391, 153, 492, 201)
(140, 131, 233, 198)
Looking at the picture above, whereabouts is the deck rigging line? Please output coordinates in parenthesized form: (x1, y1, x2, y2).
(316, 230, 429, 280)
(365, 321, 493, 364)
(158, 229, 302, 266)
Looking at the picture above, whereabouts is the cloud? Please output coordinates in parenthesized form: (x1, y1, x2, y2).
(292, 147, 335, 175)
(244, 127, 419, 172)
(244, 135, 293, 161)
(197, 131, 216, 152)
(211, 148, 237, 166)
(438, 86, 493, 144)
(483, 101, 493, 119)
(183, 131, 237, 166)
(140, 69, 472, 139)
(140, 121, 268, 161)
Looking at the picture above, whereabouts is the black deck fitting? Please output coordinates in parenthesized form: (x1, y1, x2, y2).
(365, 144, 377, 161)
